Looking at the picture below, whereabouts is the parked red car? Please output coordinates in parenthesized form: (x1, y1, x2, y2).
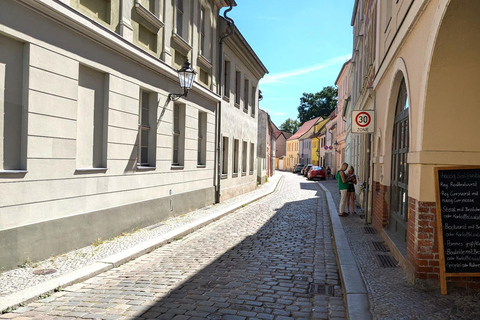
(307, 166, 326, 180)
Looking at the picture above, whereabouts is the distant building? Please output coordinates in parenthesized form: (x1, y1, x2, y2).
(274, 130, 292, 170)
(257, 109, 276, 184)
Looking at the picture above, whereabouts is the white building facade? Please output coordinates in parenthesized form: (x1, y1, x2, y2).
(0, 0, 266, 270)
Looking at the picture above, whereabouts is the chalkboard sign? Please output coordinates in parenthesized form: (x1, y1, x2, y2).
(435, 166, 480, 294)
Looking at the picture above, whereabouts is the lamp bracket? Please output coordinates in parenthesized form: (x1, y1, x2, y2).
(168, 88, 189, 102)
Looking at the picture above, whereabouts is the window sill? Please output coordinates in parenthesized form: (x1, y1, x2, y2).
(75, 168, 108, 174)
(0, 170, 28, 176)
(197, 164, 206, 169)
(221, 174, 228, 179)
(234, 103, 240, 109)
(249, 171, 254, 175)
(134, 0, 164, 30)
(243, 108, 248, 114)
(241, 172, 246, 176)
(198, 54, 212, 70)
(137, 166, 156, 171)
(172, 33, 192, 54)
(171, 165, 184, 170)
(232, 173, 238, 178)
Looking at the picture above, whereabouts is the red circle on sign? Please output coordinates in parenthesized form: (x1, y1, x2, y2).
(355, 112, 371, 128)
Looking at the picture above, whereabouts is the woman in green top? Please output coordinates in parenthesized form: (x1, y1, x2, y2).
(336, 162, 350, 217)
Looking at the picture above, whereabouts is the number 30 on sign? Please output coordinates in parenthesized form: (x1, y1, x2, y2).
(351, 110, 375, 134)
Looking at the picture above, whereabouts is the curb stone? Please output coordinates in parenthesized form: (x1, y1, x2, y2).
(317, 181, 373, 320)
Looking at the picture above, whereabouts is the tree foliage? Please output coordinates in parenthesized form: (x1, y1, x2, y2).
(279, 118, 301, 134)
(297, 86, 338, 124)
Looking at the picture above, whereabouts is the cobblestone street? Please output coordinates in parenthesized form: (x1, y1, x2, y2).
(1, 173, 345, 320)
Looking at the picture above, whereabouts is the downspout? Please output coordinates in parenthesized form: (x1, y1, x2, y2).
(215, 2, 235, 203)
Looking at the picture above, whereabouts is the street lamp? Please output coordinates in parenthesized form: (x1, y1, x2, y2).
(168, 58, 197, 101)
(333, 140, 341, 154)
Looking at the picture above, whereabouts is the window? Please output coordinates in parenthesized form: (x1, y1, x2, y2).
(222, 136, 228, 175)
(0, 35, 25, 171)
(138, 90, 157, 167)
(389, 78, 409, 242)
(250, 143, 254, 174)
(172, 103, 185, 166)
(224, 60, 231, 99)
(77, 0, 111, 24)
(233, 139, 239, 175)
(77, 65, 108, 170)
(197, 111, 207, 166)
(251, 86, 256, 118)
(235, 71, 241, 106)
(242, 141, 247, 175)
(200, 7, 206, 56)
(176, 0, 184, 39)
(243, 79, 249, 113)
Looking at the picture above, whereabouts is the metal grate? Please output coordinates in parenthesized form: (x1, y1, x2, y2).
(308, 283, 334, 296)
(375, 254, 398, 268)
(371, 241, 389, 252)
(364, 226, 377, 234)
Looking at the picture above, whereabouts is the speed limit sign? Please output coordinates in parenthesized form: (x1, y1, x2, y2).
(352, 110, 374, 133)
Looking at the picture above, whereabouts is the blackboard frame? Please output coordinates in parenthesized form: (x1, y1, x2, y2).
(434, 165, 480, 295)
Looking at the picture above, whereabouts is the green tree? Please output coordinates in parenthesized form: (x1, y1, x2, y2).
(279, 118, 301, 134)
(297, 86, 338, 124)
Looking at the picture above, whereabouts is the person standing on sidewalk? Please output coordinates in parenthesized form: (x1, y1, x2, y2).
(336, 163, 350, 217)
(346, 166, 357, 215)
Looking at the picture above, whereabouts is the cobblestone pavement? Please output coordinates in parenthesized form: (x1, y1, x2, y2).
(320, 179, 480, 320)
(1, 172, 346, 320)
(0, 174, 281, 300)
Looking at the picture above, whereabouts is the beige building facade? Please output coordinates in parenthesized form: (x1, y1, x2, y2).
(0, 0, 266, 271)
(355, 0, 480, 289)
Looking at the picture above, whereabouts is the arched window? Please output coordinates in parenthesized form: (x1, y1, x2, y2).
(389, 78, 409, 242)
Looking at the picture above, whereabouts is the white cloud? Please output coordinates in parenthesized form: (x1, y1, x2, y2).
(261, 54, 351, 85)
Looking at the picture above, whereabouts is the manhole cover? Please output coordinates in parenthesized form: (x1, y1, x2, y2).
(33, 269, 57, 275)
(371, 241, 389, 252)
(375, 254, 398, 268)
(307, 283, 334, 296)
(364, 226, 377, 234)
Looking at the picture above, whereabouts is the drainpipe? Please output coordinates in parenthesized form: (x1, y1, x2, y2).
(215, 2, 235, 203)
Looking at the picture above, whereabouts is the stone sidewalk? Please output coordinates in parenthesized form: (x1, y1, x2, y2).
(318, 178, 480, 320)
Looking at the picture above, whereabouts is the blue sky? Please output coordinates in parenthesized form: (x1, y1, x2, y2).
(227, 1, 355, 127)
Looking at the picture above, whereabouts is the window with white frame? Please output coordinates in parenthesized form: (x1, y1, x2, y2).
(0, 34, 25, 171)
(138, 90, 157, 167)
(235, 71, 241, 106)
(233, 138, 239, 175)
(222, 136, 228, 175)
(242, 141, 247, 174)
(251, 85, 256, 118)
(175, 0, 186, 39)
(243, 78, 249, 113)
(200, 7, 206, 57)
(172, 103, 185, 166)
(250, 142, 254, 174)
(197, 111, 207, 166)
(224, 60, 231, 99)
(77, 65, 108, 170)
